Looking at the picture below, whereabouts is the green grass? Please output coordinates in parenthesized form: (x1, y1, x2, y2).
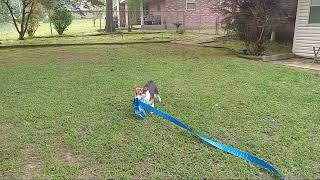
(0, 19, 104, 40)
(0, 19, 218, 46)
(264, 42, 292, 55)
(203, 37, 292, 55)
(1, 44, 320, 179)
(0, 19, 198, 45)
(0, 33, 179, 47)
(0, 21, 196, 47)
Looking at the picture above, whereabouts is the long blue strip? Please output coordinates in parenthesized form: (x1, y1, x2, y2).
(140, 101, 193, 132)
(137, 100, 283, 178)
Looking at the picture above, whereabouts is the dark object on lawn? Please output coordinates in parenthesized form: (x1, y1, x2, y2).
(242, 48, 249, 55)
(173, 22, 184, 34)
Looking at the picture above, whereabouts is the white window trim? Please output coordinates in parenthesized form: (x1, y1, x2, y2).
(309, 0, 320, 24)
(186, 0, 196, 10)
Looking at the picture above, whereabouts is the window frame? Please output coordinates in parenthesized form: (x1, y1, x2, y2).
(309, 0, 320, 24)
(186, 0, 196, 10)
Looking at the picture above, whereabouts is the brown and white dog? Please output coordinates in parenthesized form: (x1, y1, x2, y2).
(135, 80, 161, 107)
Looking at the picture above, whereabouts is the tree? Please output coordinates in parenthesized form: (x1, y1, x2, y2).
(213, 0, 286, 55)
(0, 0, 10, 23)
(1, 0, 36, 40)
(105, 0, 113, 32)
(49, 4, 72, 35)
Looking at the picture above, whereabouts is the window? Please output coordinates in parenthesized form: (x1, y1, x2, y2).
(186, 0, 196, 10)
(309, 0, 320, 23)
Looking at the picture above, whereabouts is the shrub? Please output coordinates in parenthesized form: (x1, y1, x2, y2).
(27, 15, 40, 37)
(213, 0, 284, 56)
(49, 5, 73, 35)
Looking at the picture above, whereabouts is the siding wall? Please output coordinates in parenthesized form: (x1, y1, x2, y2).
(293, 0, 320, 57)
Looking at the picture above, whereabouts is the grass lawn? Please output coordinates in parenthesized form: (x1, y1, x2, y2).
(0, 44, 320, 179)
(0, 33, 178, 47)
(203, 37, 292, 55)
(0, 19, 219, 47)
(0, 19, 198, 46)
(0, 20, 103, 40)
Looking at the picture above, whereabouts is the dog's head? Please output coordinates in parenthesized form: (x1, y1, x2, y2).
(135, 87, 143, 96)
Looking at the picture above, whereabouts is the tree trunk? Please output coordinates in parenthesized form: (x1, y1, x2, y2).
(105, 0, 113, 33)
(20, 2, 26, 40)
(18, 32, 25, 40)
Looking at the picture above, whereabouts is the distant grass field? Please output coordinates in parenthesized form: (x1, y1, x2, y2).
(0, 19, 197, 46)
(0, 33, 178, 47)
(0, 19, 103, 40)
(0, 19, 223, 42)
(1, 44, 320, 179)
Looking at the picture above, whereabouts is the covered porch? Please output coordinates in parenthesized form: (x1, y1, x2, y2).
(115, 0, 169, 29)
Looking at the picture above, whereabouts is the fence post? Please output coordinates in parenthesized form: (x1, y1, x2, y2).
(50, 20, 53, 36)
(215, 17, 219, 35)
(100, 15, 102, 31)
(199, 15, 201, 33)
(183, 11, 186, 32)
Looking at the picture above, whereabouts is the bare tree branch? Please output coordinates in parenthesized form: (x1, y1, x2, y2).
(1, 0, 21, 33)
(1, 0, 37, 40)
(23, 1, 35, 35)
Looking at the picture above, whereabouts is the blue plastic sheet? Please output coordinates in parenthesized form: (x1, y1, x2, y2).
(134, 98, 284, 178)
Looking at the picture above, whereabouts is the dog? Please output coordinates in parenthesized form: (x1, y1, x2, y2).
(135, 80, 161, 108)
(143, 80, 161, 107)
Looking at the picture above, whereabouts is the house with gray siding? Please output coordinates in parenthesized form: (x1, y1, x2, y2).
(293, 0, 320, 57)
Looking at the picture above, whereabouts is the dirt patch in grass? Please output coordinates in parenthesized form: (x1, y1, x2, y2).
(0, 122, 14, 146)
(78, 166, 98, 179)
(56, 147, 98, 179)
(132, 158, 158, 179)
(56, 148, 77, 164)
(20, 147, 44, 179)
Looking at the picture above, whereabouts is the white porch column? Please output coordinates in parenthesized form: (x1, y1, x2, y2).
(140, 1, 144, 26)
(125, 3, 129, 27)
(116, 0, 120, 27)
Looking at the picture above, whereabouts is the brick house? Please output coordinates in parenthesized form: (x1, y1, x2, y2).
(116, 0, 220, 29)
